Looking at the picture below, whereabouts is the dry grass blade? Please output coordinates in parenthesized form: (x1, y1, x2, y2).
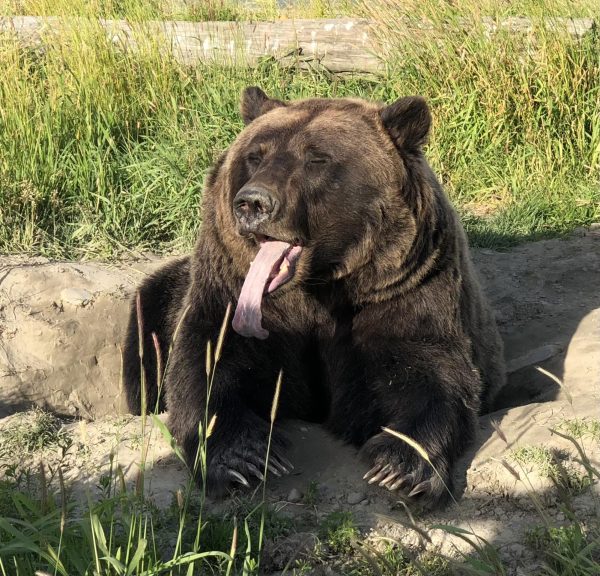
(171, 304, 191, 346)
(382, 427, 432, 465)
(152, 331, 162, 398)
(206, 413, 217, 439)
(371, 534, 437, 576)
(498, 458, 521, 481)
(57, 467, 66, 534)
(491, 419, 508, 444)
(226, 517, 238, 576)
(382, 427, 462, 509)
(136, 291, 147, 415)
(205, 340, 212, 379)
(117, 464, 126, 493)
(136, 291, 144, 360)
(270, 370, 283, 424)
(215, 302, 232, 364)
(134, 468, 143, 497)
(551, 428, 600, 480)
(376, 512, 433, 546)
(352, 539, 385, 574)
(535, 365, 572, 404)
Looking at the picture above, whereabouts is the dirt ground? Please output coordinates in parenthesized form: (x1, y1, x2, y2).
(1, 227, 599, 574)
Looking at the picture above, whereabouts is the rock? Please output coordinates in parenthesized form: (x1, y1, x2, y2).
(347, 491, 366, 505)
(508, 543, 526, 559)
(317, 482, 332, 494)
(506, 344, 563, 374)
(287, 488, 302, 503)
(60, 288, 94, 306)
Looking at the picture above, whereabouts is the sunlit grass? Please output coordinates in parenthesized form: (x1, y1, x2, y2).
(0, 0, 357, 20)
(1, 0, 598, 256)
(365, 0, 600, 247)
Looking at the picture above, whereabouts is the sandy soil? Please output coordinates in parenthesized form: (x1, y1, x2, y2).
(1, 228, 599, 573)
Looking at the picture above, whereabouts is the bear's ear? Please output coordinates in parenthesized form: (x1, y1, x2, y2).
(240, 87, 286, 125)
(380, 96, 431, 152)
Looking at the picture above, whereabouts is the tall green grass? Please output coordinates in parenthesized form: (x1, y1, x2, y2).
(0, 0, 598, 257)
(1, 411, 598, 574)
(365, 0, 600, 246)
(0, 0, 357, 21)
(0, 18, 389, 257)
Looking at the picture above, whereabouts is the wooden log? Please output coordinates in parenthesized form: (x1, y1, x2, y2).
(0, 15, 596, 75)
(0, 16, 382, 73)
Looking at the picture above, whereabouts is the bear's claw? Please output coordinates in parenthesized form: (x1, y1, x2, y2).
(227, 469, 250, 488)
(388, 474, 407, 491)
(379, 470, 401, 487)
(274, 454, 294, 472)
(207, 424, 292, 494)
(361, 433, 450, 508)
(408, 479, 431, 497)
(232, 447, 292, 478)
(245, 462, 264, 481)
(364, 463, 391, 484)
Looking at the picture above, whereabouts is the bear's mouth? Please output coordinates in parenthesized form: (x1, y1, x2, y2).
(232, 237, 303, 340)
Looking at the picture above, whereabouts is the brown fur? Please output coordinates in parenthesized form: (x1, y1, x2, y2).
(123, 87, 505, 508)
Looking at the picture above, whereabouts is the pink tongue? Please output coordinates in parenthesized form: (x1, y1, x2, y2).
(232, 241, 291, 339)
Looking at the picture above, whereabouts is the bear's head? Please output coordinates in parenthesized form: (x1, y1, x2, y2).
(206, 87, 437, 338)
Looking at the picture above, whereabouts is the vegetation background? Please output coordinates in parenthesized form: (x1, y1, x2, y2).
(0, 0, 598, 258)
(0, 1, 599, 574)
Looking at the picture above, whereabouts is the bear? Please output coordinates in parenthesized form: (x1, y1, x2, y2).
(123, 87, 505, 509)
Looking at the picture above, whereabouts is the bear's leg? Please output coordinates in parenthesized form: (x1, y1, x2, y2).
(164, 303, 295, 492)
(330, 343, 481, 510)
(122, 257, 190, 415)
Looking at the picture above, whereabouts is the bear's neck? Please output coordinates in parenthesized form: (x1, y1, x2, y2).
(343, 183, 460, 307)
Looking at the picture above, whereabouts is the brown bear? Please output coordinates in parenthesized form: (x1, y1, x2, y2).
(123, 87, 505, 509)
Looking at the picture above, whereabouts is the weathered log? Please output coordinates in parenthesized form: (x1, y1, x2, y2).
(0, 16, 381, 73)
(0, 15, 595, 75)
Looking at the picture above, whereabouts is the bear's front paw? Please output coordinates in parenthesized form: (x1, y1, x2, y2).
(361, 433, 450, 509)
(206, 422, 292, 494)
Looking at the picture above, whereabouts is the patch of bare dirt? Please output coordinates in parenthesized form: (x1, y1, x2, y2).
(1, 229, 599, 574)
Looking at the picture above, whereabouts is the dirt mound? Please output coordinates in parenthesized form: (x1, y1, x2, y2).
(0, 257, 163, 418)
(1, 230, 599, 574)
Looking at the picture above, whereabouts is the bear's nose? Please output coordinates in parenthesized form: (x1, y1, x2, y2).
(233, 186, 279, 231)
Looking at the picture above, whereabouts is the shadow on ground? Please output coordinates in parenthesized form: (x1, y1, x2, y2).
(1, 232, 599, 574)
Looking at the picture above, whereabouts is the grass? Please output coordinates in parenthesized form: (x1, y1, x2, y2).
(511, 445, 564, 478)
(511, 444, 592, 496)
(526, 524, 600, 576)
(319, 510, 358, 555)
(0, 467, 233, 575)
(557, 418, 600, 442)
(0, 0, 598, 256)
(365, 0, 600, 248)
(0, 398, 599, 573)
(1, 0, 357, 21)
(0, 408, 69, 457)
(0, 0, 599, 573)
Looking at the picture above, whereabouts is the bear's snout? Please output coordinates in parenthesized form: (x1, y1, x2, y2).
(233, 186, 280, 233)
